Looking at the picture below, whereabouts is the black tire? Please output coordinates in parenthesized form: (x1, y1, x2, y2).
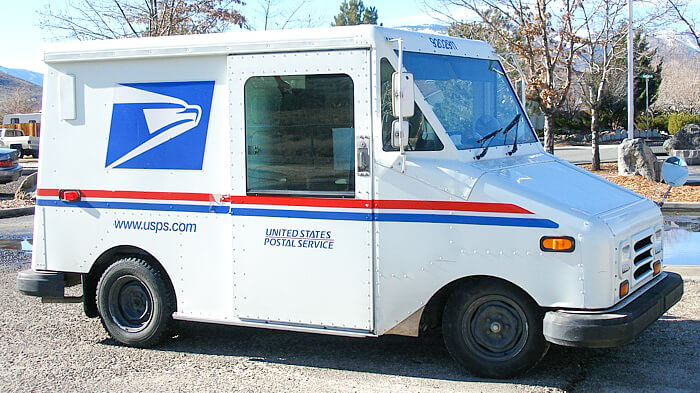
(31, 151, 38, 158)
(442, 280, 549, 378)
(96, 257, 175, 347)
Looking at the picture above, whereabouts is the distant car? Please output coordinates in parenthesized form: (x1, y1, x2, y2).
(0, 148, 22, 184)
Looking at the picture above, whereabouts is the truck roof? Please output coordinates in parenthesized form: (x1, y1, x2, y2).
(42, 25, 495, 64)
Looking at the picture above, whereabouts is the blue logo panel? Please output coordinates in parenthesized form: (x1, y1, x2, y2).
(105, 81, 215, 170)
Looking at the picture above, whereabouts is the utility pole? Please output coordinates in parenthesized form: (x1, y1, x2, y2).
(627, 0, 634, 140)
(642, 74, 653, 131)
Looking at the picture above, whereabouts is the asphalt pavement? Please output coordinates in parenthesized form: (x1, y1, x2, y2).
(553, 144, 620, 164)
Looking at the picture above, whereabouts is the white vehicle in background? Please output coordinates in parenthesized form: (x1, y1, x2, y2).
(17, 26, 684, 378)
(2, 112, 41, 125)
(0, 128, 39, 157)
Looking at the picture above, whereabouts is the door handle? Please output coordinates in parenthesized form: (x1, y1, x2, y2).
(357, 136, 370, 176)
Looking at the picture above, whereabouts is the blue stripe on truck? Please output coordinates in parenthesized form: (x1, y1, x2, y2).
(232, 208, 559, 228)
(36, 199, 230, 214)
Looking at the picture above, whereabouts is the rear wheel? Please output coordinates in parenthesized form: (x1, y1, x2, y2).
(442, 280, 549, 378)
(96, 257, 174, 347)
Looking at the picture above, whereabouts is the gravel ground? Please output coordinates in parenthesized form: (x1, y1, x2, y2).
(578, 162, 700, 203)
(0, 217, 699, 392)
(0, 176, 23, 198)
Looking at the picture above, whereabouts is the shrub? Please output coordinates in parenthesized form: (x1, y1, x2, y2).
(668, 113, 700, 135)
(636, 114, 668, 132)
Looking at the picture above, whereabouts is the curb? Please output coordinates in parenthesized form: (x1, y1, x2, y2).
(661, 202, 700, 214)
(0, 206, 35, 219)
(568, 159, 618, 165)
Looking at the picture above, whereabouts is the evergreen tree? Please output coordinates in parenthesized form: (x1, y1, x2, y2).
(598, 30, 663, 129)
(331, 0, 378, 26)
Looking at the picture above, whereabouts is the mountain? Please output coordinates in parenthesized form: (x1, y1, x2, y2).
(648, 30, 700, 63)
(0, 66, 43, 86)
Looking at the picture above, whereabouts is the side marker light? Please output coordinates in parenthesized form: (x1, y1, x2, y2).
(59, 190, 81, 202)
(620, 280, 629, 298)
(540, 236, 575, 252)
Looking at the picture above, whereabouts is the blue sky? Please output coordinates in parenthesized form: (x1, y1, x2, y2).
(0, 0, 443, 73)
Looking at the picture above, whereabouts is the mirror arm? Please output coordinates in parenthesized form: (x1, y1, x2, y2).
(657, 185, 673, 207)
(388, 37, 406, 173)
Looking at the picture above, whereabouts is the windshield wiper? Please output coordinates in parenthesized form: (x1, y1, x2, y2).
(474, 113, 521, 160)
(502, 114, 521, 156)
(474, 127, 503, 160)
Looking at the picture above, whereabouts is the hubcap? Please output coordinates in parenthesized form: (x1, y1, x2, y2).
(461, 295, 528, 361)
(108, 275, 154, 332)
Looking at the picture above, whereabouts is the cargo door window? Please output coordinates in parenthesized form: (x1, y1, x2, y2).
(380, 58, 444, 152)
(244, 74, 355, 195)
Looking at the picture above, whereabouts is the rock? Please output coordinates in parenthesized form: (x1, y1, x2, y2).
(618, 138, 659, 180)
(14, 172, 37, 200)
(663, 123, 700, 154)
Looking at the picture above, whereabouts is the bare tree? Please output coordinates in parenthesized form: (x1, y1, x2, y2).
(0, 88, 41, 122)
(254, 0, 319, 30)
(578, 0, 627, 170)
(428, 0, 588, 154)
(39, 0, 247, 40)
(667, 0, 700, 48)
(654, 59, 700, 114)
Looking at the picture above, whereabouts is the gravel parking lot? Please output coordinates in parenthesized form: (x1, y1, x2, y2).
(0, 216, 699, 392)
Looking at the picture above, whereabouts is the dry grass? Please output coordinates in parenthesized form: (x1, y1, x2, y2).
(578, 162, 700, 203)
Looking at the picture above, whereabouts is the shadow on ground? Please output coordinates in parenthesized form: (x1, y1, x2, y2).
(97, 315, 700, 391)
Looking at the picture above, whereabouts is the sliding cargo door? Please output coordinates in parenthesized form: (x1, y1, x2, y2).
(227, 50, 374, 332)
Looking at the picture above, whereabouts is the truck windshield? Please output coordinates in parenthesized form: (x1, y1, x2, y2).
(402, 52, 538, 150)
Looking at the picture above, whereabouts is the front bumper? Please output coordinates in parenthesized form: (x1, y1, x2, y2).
(543, 272, 683, 348)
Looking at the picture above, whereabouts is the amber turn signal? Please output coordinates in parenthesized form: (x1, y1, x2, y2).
(653, 261, 661, 275)
(540, 236, 575, 252)
(620, 280, 629, 298)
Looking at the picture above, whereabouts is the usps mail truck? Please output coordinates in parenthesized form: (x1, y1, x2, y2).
(17, 26, 683, 378)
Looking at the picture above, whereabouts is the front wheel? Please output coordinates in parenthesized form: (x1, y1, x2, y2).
(96, 257, 175, 347)
(442, 281, 549, 378)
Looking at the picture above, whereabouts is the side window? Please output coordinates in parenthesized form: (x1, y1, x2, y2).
(10, 118, 19, 124)
(381, 58, 443, 152)
(244, 74, 355, 195)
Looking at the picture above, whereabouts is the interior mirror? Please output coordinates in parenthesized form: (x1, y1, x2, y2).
(661, 156, 688, 187)
(392, 72, 415, 118)
(391, 120, 409, 149)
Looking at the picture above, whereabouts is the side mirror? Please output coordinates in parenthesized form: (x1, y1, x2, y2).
(658, 156, 688, 207)
(392, 72, 415, 118)
(661, 156, 689, 187)
(391, 120, 409, 149)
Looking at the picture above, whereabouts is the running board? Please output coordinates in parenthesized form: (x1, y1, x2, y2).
(172, 313, 376, 338)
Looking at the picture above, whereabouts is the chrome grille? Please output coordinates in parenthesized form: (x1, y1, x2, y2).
(631, 233, 654, 282)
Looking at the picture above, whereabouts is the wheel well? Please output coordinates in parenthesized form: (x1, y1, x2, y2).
(418, 275, 536, 336)
(82, 245, 175, 318)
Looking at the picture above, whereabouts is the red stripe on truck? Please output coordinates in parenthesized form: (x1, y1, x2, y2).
(37, 189, 532, 214)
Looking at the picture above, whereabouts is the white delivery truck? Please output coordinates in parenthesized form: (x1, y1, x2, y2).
(17, 26, 684, 378)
